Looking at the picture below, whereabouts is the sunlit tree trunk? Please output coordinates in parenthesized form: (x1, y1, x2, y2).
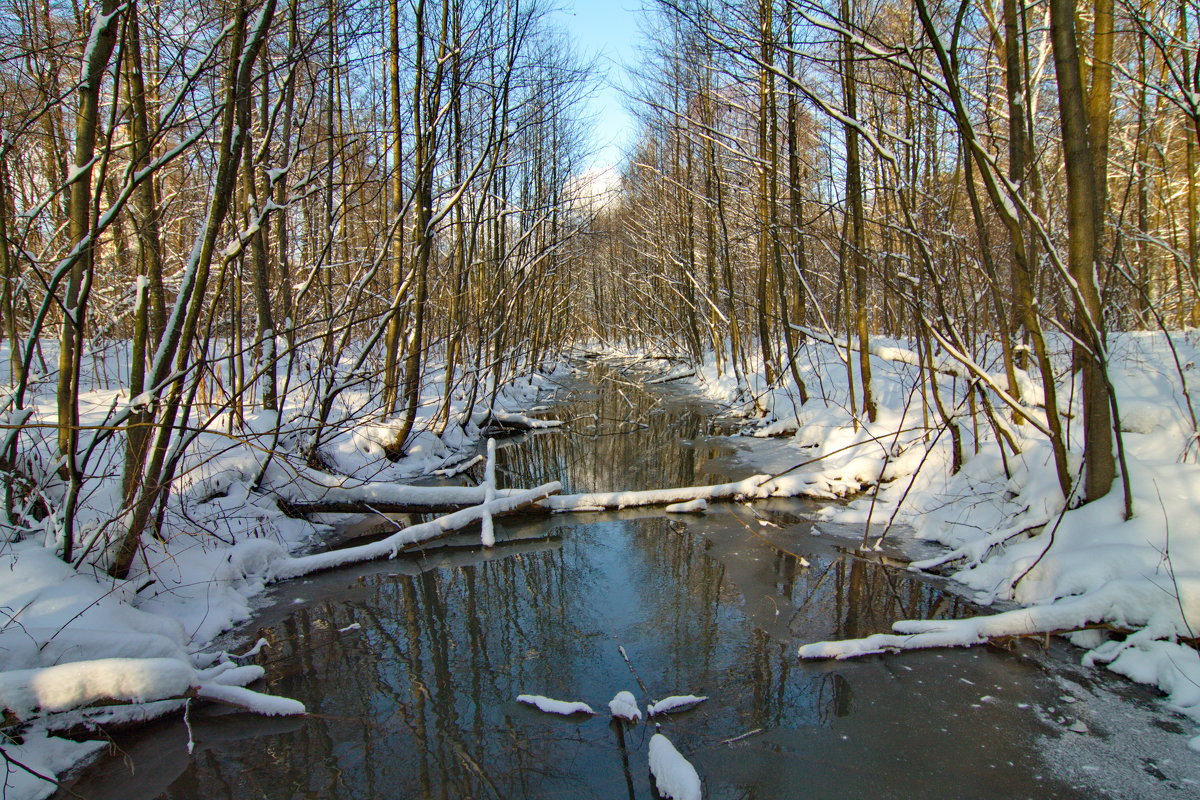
(841, 0, 874, 422)
(1050, 0, 1115, 502)
(59, 0, 120, 562)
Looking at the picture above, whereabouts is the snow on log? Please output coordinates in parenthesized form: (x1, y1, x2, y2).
(196, 683, 305, 716)
(798, 582, 1157, 660)
(647, 695, 708, 716)
(608, 690, 642, 722)
(200, 664, 265, 687)
(516, 694, 595, 716)
(1, 658, 196, 719)
(908, 515, 1050, 571)
(0, 657, 310, 726)
(483, 408, 564, 431)
(539, 475, 770, 512)
(270, 482, 561, 581)
(645, 370, 695, 385)
(433, 453, 484, 477)
(481, 438, 497, 548)
(280, 482, 543, 515)
(649, 733, 702, 800)
(288, 472, 787, 518)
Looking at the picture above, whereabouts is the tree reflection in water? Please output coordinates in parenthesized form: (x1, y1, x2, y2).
(61, 366, 1086, 800)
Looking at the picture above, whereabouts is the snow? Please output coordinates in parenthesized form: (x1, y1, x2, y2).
(664, 498, 707, 514)
(486, 408, 564, 429)
(0, 732, 105, 800)
(268, 482, 561, 580)
(660, 331, 1200, 748)
(648, 733, 702, 800)
(648, 695, 708, 716)
(481, 437, 497, 547)
(541, 475, 770, 511)
(195, 683, 305, 716)
(8, 321, 1200, 791)
(516, 694, 595, 716)
(608, 690, 642, 721)
(0, 658, 196, 718)
(0, 340, 570, 797)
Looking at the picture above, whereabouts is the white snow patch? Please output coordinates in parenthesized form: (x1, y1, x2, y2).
(648, 732, 702, 800)
(0, 657, 196, 717)
(516, 694, 595, 716)
(648, 694, 708, 716)
(608, 690, 642, 721)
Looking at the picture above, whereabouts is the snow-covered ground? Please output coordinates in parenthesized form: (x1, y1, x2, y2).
(673, 331, 1200, 751)
(0, 342, 567, 798)
(7, 330, 1200, 795)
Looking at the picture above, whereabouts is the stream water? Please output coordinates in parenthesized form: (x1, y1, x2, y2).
(60, 364, 1200, 799)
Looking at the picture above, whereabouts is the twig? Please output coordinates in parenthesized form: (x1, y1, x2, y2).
(617, 645, 650, 698)
(766, 426, 929, 482)
(719, 728, 764, 745)
(1154, 480, 1196, 640)
(183, 697, 195, 754)
(1012, 469, 1083, 591)
(1, 743, 87, 798)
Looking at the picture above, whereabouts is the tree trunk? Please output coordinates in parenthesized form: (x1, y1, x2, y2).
(1049, 0, 1114, 502)
(841, 0, 874, 422)
(59, 0, 120, 563)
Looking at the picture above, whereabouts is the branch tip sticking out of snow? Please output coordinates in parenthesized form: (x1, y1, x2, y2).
(196, 683, 305, 716)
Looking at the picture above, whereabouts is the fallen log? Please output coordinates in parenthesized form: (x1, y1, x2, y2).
(796, 580, 1174, 661)
(537, 475, 771, 512)
(278, 485, 538, 517)
(645, 371, 695, 385)
(477, 408, 564, 435)
(268, 481, 562, 581)
(0, 657, 304, 734)
(284, 475, 777, 519)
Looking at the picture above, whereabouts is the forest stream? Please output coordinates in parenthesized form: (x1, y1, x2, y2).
(58, 364, 1200, 799)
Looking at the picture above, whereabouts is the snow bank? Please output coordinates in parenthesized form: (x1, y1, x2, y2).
(0, 343, 570, 798)
(664, 332, 1200, 747)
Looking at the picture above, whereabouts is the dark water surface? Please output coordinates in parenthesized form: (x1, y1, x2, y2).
(61, 365, 1172, 799)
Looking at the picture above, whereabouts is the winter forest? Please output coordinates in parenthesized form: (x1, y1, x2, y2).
(2, 0, 1200, 796)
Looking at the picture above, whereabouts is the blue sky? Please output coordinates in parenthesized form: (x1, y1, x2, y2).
(551, 1, 643, 171)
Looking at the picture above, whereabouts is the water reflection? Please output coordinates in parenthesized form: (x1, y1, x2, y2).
(61, 365, 1086, 799)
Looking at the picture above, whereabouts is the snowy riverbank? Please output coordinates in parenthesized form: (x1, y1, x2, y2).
(0, 342, 568, 799)
(671, 331, 1200, 750)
